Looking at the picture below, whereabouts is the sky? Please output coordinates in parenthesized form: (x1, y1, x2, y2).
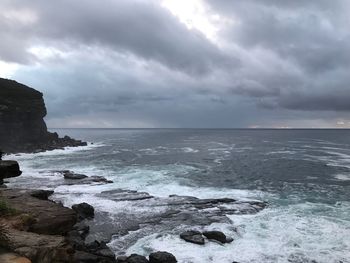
(1, 0, 350, 128)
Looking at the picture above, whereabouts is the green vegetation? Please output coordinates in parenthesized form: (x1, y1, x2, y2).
(0, 198, 16, 216)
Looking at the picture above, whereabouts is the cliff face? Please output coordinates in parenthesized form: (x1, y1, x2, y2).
(0, 78, 86, 153)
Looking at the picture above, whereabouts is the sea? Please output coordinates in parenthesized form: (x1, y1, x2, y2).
(6, 129, 350, 263)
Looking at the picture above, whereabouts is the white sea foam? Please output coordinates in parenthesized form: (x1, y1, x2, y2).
(333, 174, 350, 181)
(125, 201, 350, 263)
(4, 142, 105, 160)
(182, 147, 199, 153)
(266, 150, 297, 155)
(106, 165, 267, 200)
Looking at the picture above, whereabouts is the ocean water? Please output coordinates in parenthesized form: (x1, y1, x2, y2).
(6, 129, 350, 263)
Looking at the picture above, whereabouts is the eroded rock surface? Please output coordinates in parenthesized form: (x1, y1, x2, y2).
(1, 188, 77, 235)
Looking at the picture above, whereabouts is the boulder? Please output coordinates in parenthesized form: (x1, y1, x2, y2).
(73, 250, 116, 263)
(72, 203, 95, 220)
(0, 161, 22, 182)
(116, 256, 128, 262)
(63, 171, 88, 180)
(127, 254, 149, 263)
(85, 241, 115, 259)
(180, 230, 205, 245)
(30, 190, 54, 200)
(149, 251, 177, 263)
(203, 231, 233, 244)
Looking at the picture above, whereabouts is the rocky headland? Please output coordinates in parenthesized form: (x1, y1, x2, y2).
(0, 78, 86, 153)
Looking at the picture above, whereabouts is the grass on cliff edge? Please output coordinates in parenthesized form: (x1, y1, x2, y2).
(0, 198, 16, 216)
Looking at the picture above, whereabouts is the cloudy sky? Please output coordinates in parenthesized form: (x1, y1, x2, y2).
(1, 0, 350, 128)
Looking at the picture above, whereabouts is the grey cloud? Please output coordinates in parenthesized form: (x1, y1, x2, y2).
(1, 0, 350, 127)
(203, 0, 350, 112)
(0, 0, 237, 75)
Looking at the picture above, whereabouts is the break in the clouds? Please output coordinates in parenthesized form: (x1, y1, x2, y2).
(0, 0, 350, 128)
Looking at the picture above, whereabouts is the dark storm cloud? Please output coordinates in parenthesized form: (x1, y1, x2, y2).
(0, 0, 236, 75)
(1, 0, 350, 127)
(203, 0, 350, 112)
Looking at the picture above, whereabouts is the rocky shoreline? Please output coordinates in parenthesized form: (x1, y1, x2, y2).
(0, 160, 115, 262)
(1, 159, 269, 263)
(1, 160, 181, 263)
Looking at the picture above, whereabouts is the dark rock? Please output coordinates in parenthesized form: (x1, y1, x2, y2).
(99, 189, 153, 201)
(74, 250, 116, 263)
(226, 237, 234, 243)
(63, 171, 88, 180)
(73, 221, 90, 239)
(30, 189, 54, 200)
(72, 203, 95, 220)
(96, 247, 116, 259)
(127, 254, 149, 263)
(149, 251, 177, 263)
(117, 256, 128, 262)
(0, 78, 87, 153)
(203, 231, 233, 244)
(53, 170, 112, 185)
(0, 161, 22, 183)
(85, 241, 115, 258)
(67, 230, 86, 250)
(180, 230, 205, 245)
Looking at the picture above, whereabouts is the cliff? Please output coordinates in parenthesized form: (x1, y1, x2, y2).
(0, 78, 86, 153)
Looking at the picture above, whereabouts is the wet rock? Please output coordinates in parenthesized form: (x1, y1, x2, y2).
(72, 203, 95, 220)
(149, 251, 177, 263)
(87, 191, 267, 252)
(64, 175, 113, 185)
(67, 230, 86, 251)
(203, 231, 233, 244)
(180, 230, 205, 245)
(86, 241, 115, 258)
(99, 189, 153, 202)
(73, 221, 90, 239)
(63, 171, 88, 180)
(116, 256, 128, 262)
(74, 250, 115, 263)
(30, 190, 54, 200)
(127, 254, 149, 263)
(0, 161, 22, 183)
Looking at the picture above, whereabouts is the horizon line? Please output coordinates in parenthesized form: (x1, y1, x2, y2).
(48, 127, 350, 130)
